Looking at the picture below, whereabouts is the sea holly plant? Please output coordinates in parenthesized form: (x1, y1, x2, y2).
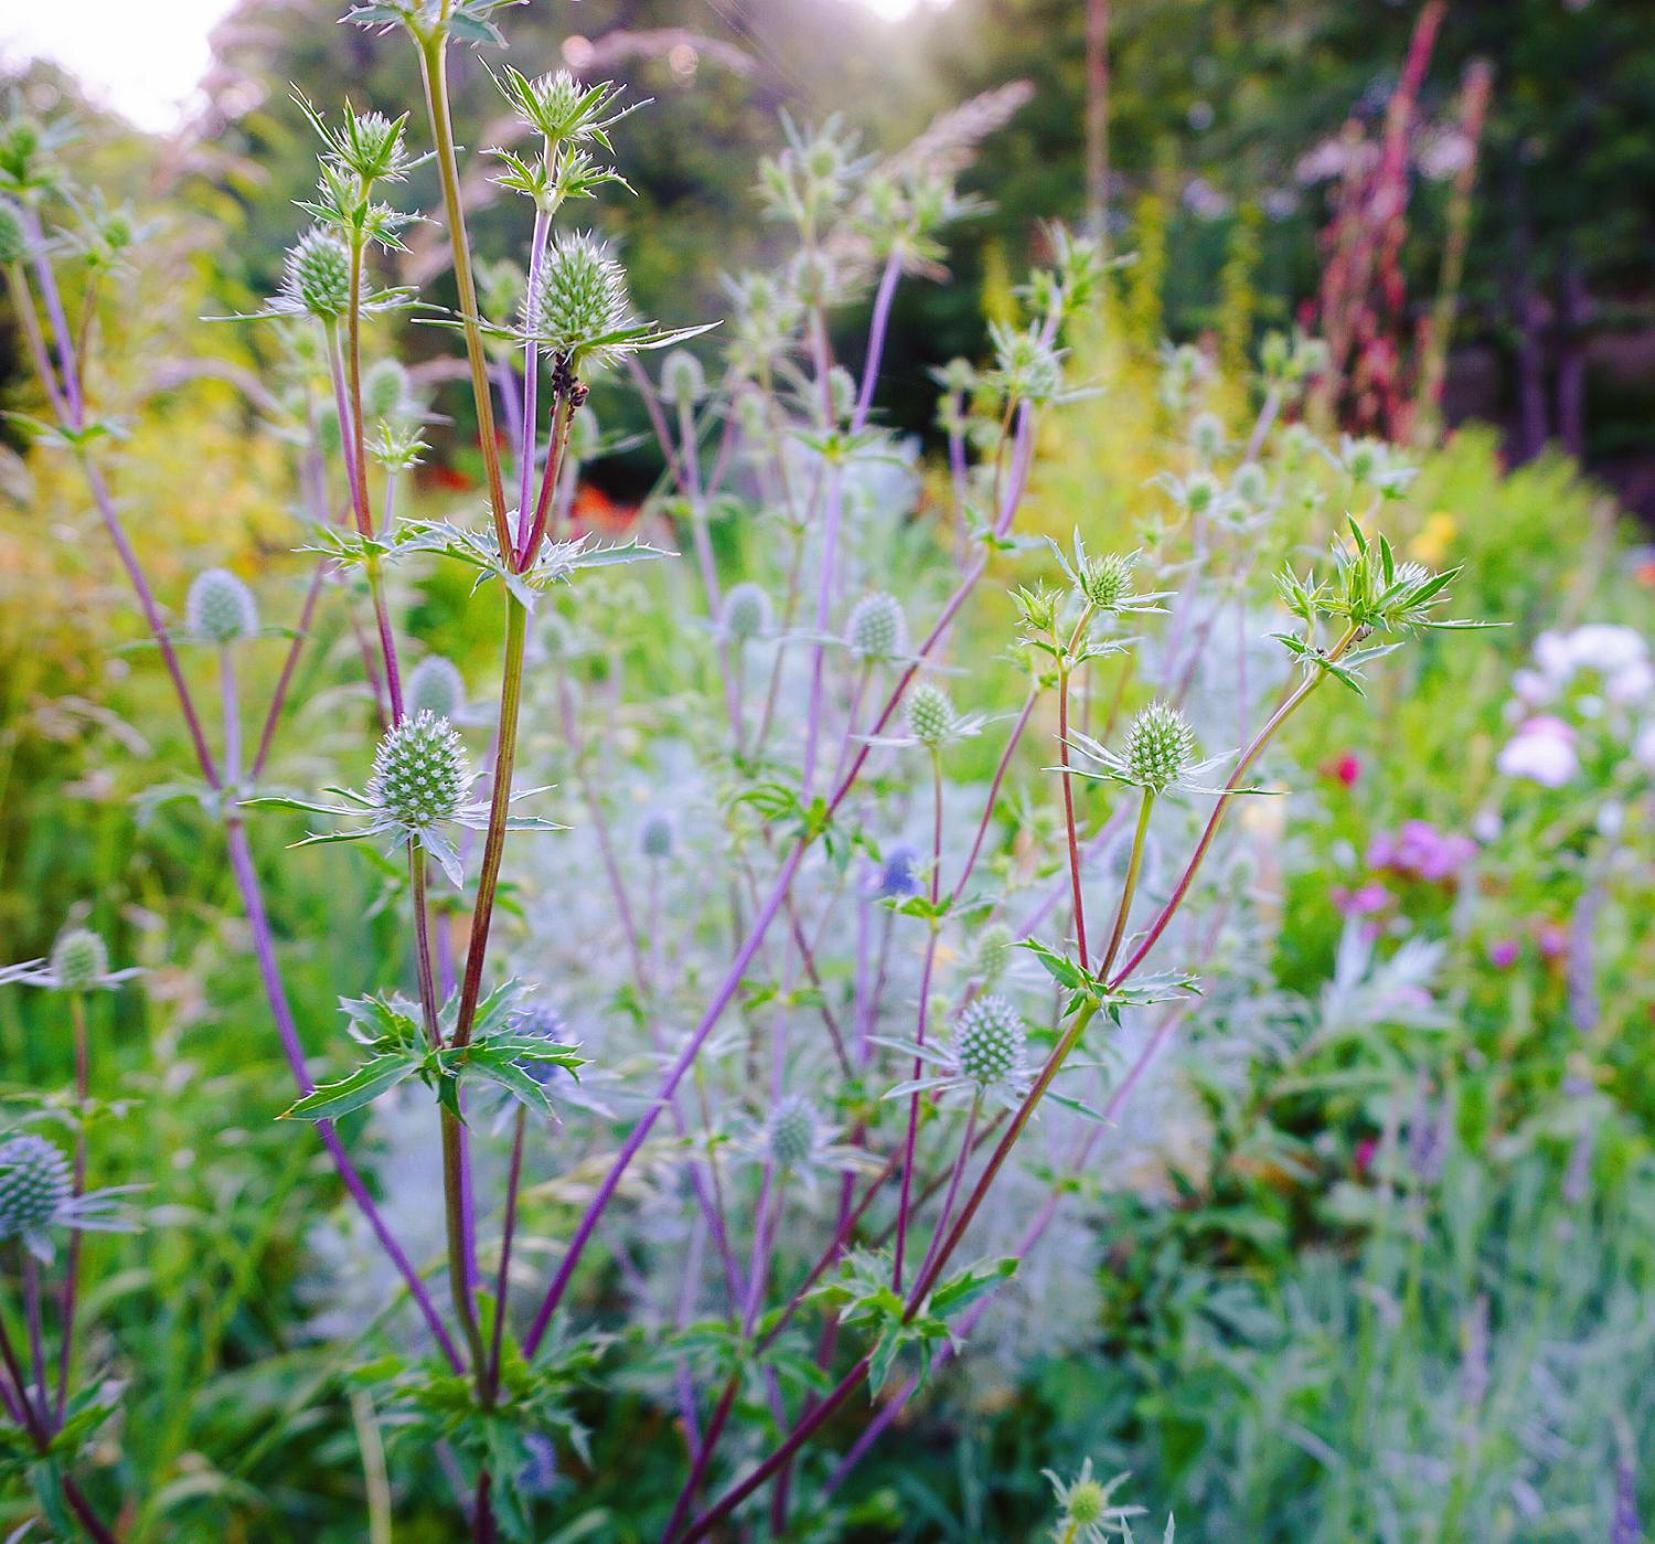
(0, 2, 1505, 1536)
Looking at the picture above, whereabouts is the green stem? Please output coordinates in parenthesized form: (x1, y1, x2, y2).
(1096, 787, 1154, 979)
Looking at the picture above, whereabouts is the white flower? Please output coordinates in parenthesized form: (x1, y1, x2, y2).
(1496, 716, 1578, 788)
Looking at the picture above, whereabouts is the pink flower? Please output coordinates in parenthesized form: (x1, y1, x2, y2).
(1496, 716, 1578, 788)
(1323, 752, 1362, 787)
(1367, 820, 1476, 883)
(1486, 938, 1520, 970)
(1534, 920, 1569, 961)
(1333, 880, 1392, 918)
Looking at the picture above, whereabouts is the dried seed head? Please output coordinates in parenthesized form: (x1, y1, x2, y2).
(639, 811, 674, 860)
(369, 711, 470, 827)
(659, 348, 707, 407)
(50, 927, 107, 992)
(954, 995, 1025, 1089)
(765, 1095, 818, 1169)
(283, 229, 353, 320)
(406, 656, 466, 724)
(0, 1135, 71, 1241)
(1125, 699, 1195, 791)
(187, 569, 258, 644)
(846, 592, 906, 661)
(904, 682, 956, 747)
(722, 582, 772, 642)
(527, 232, 630, 362)
(0, 199, 24, 266)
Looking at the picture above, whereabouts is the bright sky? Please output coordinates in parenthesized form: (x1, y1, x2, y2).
(1, 0, 944, 134)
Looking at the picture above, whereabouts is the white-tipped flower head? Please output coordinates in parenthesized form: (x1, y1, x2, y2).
(0, 199, 24, 266)
(954, 995, 1025, 1091)
(765, 1095, 819, 1170)
(1126, 700, 1195, 792)
(0, 1135, 71, 1247)
(639, 811, 674, 860)
(722, 581, 772, 642)
(282, 228, 353, 320)
(369, 711, 470, 828)
(904, 682, 957, 747)
(527, 231, 630, 363)
(974, 923, 1014, 987)
(659, 348, 707, 407)
(50, 927, 108, 993)
(846, 592, 907, 661)
(406, 656, 466, 724)
(363, 358, 411, 422)
(187, 568, 258, 644)
(1063, 1475, 1110, 1528)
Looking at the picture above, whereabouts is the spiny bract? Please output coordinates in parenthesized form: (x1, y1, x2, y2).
(1126, 699, 1195, 791)
(50, 927, 108, 992)
(846, 592, 907, 660)
(369, 711, 470, 828)
(0, 1134, 71, 1241)
(406, 656, 466, 724)
(765, 1095, 819, 1169)
(954, 995, 1025, 1088)
(187, 568, 259, 644)
(723, 581, 772, 642)
(905, 682, 956, 746)
(527, 231, 630, 361)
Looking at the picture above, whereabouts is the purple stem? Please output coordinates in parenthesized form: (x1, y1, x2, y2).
(514, 208, 550, 553)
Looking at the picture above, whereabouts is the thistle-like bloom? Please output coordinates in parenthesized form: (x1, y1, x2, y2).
(187, 568, 259, 644)
(405, 655, 466, 723)
(863, 681, 985, 752)
(492, 68, 636, 151)
(1042, 1458, 1146, 1542)
(0, 924, 141, 992)
(884, 995, 1031, 1111)
(526, 232, 630, 360)
(1050, 536, 1171, 618)
(243, 710, 562, 885)
(1066, 700, 1238, 797)
(845, 592, 908, 661)
(722, 581, 772, 643)
(747, 1095, 868, 1196)
(0, 1133, 138, 1264)
(658, 348, 707, 407)
(987, 319, 1067, 405)
(280, 228, 353, 319)
(295, 94, 423, 186)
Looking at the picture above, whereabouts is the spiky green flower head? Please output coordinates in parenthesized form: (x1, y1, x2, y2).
(50, 927, 108, 993)
(659, 348, 706, 408)
(639, 811, 674, 860)
(1181, 471, 1221, 517)
(974, 923, 1015, 987)
(846, 592, 907, 661)
(0, 116, 48, 197)
(369, 711, 470, 828)
(722, 581, 772, 643)
(1189, 409, 1226, 462)
(1063, 1475, 1110, 1527)
(1080, 551, 1136, 612)
(496, 68, 631, 149)
(1126, 699, 1195, 792)
(765, 1095, 819, 1170)
(187, 568, 259, 644)
(526, 231, 631, 364)
(406, 655, 465, 723)
(904, 682, 957, 747)
(282, 228, 354, 321)
(989, 320, 1064, 405)
(954, 995, 1026, 1091)
(0, 198, 24, 266)
(789, 249, 837, 311)
(1232, 461, 1269, 508)
(0, 1134, 71, 1250)
(363, 357, 411, 422)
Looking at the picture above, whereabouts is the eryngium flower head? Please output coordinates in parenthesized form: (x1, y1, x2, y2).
(954, 995, 1026, 1092)
(0, 199, 24, 265)
(639, 811, 674, 860)
(50, 928, 108, 993)
(1080, 552, 1134, 611)
(846, 592, 907, 660)
(369, 711, 469, 827)
(0, 1135, 70, 1252)
(187, 568, 258, 643)
(406, 655, 466, 723)
(1126, 700, 1195, 792)
(974, 923, 1014, 986)
(659, 348, 706, 407)
(722, 581, 772, 642)
(363, 357, 412, 422)
(526, 231, 630, 363)
(904, 682, 957, 747)
(765, 1095, 819, 1170)
(281, 228, 353, 320)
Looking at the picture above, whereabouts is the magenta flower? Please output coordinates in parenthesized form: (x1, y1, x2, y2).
(1487, 938, 1520, 970)
(1366, 820, 1476, 883)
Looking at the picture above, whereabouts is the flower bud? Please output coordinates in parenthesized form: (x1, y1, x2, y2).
(1125, 699, 1195, 791)
(187, 569, 258, 644)
(954, 995, 1025, 1089)
(846, 593, 906, 661)
(904, 682, 956, 747)
(722, 582, 771, 642)
(284, 229, 353, 321)
(0, 1135, 70, 1242)
(50, 927, 107, 992)
(406, 656, 466, 724)
(369, 711, 469, 827)
(1079, 552, 1134, 611)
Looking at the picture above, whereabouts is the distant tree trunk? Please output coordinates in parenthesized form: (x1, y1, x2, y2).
(1555, 255, 1590, 461)
(1505, 166, 1549, 462)
(1084, 0, 1110, 238)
